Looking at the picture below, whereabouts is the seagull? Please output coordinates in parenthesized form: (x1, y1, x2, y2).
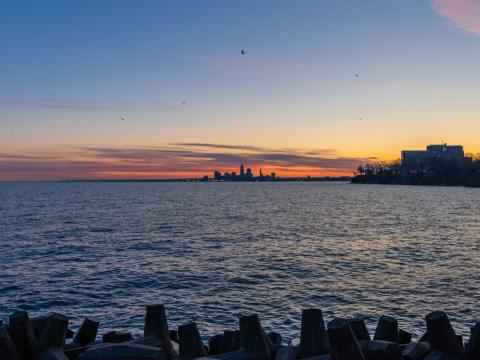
(181, 101, 186, 105)
(358, 118, 363, 121)
(354, 74, 359, 78)
(241, 50, 246, 55)
(120, 117, 126, 121)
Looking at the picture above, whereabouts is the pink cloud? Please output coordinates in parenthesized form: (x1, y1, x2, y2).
(431, 0, 480, 35)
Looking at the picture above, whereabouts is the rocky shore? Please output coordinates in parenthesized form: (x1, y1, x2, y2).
(1, 304, 478, 360)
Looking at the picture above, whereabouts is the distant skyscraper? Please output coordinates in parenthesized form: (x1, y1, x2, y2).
(214, 171, 221, 180)
(246, 168, 252, 178)
(271, 172, 276, 179)
(240, 164, 245, 176)
(259, 168, 263, 177)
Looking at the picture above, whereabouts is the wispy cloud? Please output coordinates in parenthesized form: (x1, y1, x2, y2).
(431, 0, 480, 36)
(0, 98, 116, 111)
(172, 143, 337, 155)
(171, 143, 265, 151)
(0, 97, 180, 112)
(0, 143, 370, 181)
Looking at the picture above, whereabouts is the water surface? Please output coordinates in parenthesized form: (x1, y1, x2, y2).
(1, 182, 479, 339)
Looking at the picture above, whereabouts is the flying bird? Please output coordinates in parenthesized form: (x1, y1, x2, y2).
(354, 74, 359, 78)
(181, 101, 186, 105)
(120, 117, 126, 121)
(241, 50, 246, 55)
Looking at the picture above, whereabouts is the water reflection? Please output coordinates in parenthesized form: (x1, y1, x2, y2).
(0, 182, 479, 339)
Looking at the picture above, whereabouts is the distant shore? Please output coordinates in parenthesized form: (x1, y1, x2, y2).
(353, 154, 480, 187)
(351, 174, 480, 187)
(59, 176, 352, 183)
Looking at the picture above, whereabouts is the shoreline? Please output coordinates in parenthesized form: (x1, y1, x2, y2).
(351, 177, 480, 188)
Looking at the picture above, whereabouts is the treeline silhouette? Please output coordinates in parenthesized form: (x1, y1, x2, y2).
(352, 154, 480, 186)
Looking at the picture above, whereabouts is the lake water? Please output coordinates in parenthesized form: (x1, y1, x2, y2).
(1, 182, 479, 340)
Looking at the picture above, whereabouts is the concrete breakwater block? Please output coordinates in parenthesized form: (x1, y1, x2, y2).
(31, 313, 74, 343)
(102, 331, 134, 344)
(373, 315, 398, 343)
(463, 322, 480, 360)
(348, 318, 370, 342)
(31, 315, 51, 340)
(4, 305, 480, 360)
(359, 340, 402, 360)
(274, 347, 296, 360)
(208, 334, 223, 355)
(39, 313, 69, 360)
(267, 332, 281, 347)
(39, 347, 69, 360)
(239, 314, 271, 360)
(169, 330, 178, 343)
(78, 343, 164, 360)
(143, 304, 174, 359)
(178, 322, 207, 359)
(298, 309, 329, 358)
(0, 326, 22, 360)
(398, 329, 412, 344)
(40, 313, 69, 350)
(218, 330, 240, 354)
(402, 341, 431, 360)
(73, 318, 100, 347)
(423, 351, 457, 360)
(212, 314, 271, 360)
(425, 311, 463, 358)
(65, 344, 94, 360)
(327, 318, 365, 360)
(8, 310, 39, 360)
(300, 356, 331, 360)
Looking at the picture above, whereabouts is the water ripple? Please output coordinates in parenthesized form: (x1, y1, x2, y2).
(0, 182, 479, 340)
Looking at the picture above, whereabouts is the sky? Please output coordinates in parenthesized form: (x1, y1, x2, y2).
(1, 0, 480, 180)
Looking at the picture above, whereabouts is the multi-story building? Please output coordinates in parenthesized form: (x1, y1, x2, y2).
(401, 144, 464, 166)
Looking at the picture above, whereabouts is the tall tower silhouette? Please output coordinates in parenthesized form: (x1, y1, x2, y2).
(240, 164, 245, 176)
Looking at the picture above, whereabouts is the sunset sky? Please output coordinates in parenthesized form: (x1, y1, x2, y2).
(2, 0, 480, 180)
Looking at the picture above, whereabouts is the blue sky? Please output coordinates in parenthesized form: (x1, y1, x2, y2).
(1, 1, 480, 179)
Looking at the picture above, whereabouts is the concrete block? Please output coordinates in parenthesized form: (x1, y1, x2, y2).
(402, 341, 431, 360)
(398, 329, 412, 344)
(38, 348, 68, 360)
(327, 318, 365, 360)
(78, 343, 164, 360)
(39, 313, 69, 350)
(0, 326, 21, 360)
(144, 305, 173, 359)
(8, 310, 39, 360)
(208, 335, 223, 355)
(373, 316, 398, 343)
(299, 309, 329, 358)
(73, 318, 99, 347)
(425, 311, 463, 358)
(348, 318, 370, 341)
(178, 322, 207, 359)
(359, 340, 401, 360)
(274, 347, 296, 360)
(102, 331, 133, 344)
(463, 322, 480, 360)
